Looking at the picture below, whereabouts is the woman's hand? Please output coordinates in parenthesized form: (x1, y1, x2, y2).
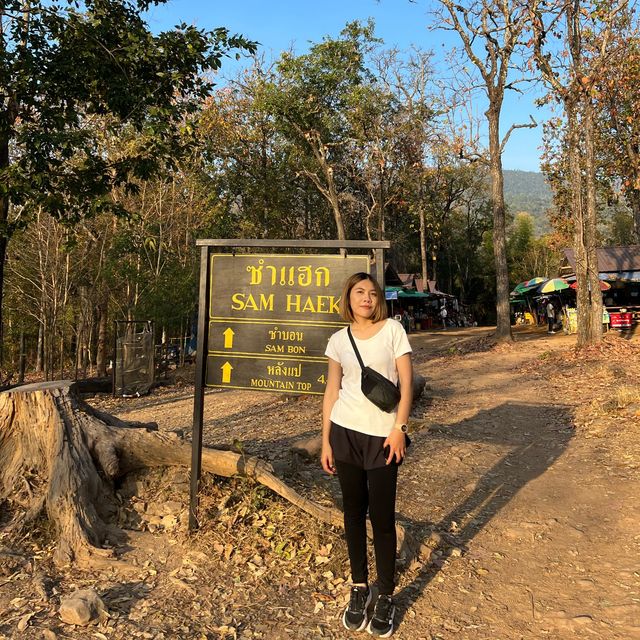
(383, 429, 406, 465)
(321, 443, 336, 475)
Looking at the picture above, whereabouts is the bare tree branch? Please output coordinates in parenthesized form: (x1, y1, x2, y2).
(500, 115, 538, 154)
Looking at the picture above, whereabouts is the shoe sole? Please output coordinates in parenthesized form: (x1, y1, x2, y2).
(366, 605, 395, 637)
(367, 622, 394, 638)
(342, 589, 372, 632)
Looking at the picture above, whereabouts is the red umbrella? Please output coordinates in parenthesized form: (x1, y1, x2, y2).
(569, 280, 611, 291)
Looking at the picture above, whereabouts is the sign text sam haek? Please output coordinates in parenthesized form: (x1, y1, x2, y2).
(206, 254, 369, 394)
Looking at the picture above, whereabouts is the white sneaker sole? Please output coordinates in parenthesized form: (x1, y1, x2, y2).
(366, 604, 395, 637)
(342, 589, 372, 632)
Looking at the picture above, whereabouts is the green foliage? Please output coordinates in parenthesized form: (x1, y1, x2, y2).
(0, 0, 256, 230)
(269, 20, 378, 141)
(502, 170, 553, 236)
(507, 212, 557, 288)
(198, 66, 328, 240)
(257, 21, 404, 239)
(593, 32, 640, 238)
(508, 212, 535, 283)
(0, 0, 255, 370)
(603, 205, 636, 245)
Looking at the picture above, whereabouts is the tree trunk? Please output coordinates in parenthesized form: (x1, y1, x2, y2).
(326, 176, 346, 242)
(0, 135, 9, 367)
(300, 129, 347, 243)
(419, 208, 429, 287)
(567, 99, 589, 342)
(76, 285, 90, 378)
(377, 165, 385, 241)
(487, 106, 513, 342)
(625, 189, 640, 243)
(0, 381, 352, 568)
(18, 330, 26, 384)
(582, 96, 603, 345)
(59, 333, 64, 380)
(568, 96, 602, 347)
(0, 235, 6, 368)
(95, 299, 108, 377)
(36, 321, 44, 373)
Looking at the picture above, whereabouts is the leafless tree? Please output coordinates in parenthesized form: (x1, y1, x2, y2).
(434, 0, 536, 340)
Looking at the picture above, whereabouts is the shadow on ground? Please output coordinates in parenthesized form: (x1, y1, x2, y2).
(393, 400, 574, 625)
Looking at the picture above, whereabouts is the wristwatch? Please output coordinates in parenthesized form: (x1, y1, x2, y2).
(394, 424, 408, 434)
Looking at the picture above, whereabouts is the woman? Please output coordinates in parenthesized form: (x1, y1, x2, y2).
(321, 272, 413, 637)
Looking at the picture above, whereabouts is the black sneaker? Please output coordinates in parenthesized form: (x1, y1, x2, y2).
(367, 594, 395, 637)
(342, 584, 371, 631)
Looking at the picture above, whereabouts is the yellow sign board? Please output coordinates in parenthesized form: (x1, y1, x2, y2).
(206, 254, 369, 394)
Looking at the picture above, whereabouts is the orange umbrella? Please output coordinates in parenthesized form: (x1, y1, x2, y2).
(569, 280, 611, 291)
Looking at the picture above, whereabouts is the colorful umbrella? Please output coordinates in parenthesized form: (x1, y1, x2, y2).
(569, 280, 611, 291)
(538, 278, 570, 293)
(511, 277, 547, 296)
(511, 281, 530, 296)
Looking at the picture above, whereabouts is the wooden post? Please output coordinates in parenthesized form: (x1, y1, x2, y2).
(189, 246, 210, 530)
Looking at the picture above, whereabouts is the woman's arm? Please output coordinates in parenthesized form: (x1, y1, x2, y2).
(321, 357, 342, 474)
(384, 352, 413, 464)
(395, 352, 413, 425)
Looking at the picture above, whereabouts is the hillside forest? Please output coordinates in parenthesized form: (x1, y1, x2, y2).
(2, 0, 639, 381)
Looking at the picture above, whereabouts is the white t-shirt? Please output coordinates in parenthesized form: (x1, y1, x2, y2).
(325, 318, 412, 437)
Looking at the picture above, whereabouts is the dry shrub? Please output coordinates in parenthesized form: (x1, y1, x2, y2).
(601, 385, 640, 414)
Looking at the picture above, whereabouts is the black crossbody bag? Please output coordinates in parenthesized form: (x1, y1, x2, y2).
(347, 326, 401, 413)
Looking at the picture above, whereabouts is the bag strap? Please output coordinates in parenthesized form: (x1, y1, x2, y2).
(346, 326, 366, 371)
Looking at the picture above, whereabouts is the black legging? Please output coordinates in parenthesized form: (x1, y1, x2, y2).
(335, 459, 398, 595)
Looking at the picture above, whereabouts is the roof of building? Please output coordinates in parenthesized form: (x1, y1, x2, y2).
(560, 245, 640, 276)
(384, 263, 404, 286)
(395, 272, 452, 296)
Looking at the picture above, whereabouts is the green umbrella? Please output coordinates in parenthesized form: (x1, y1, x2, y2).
(511, 281, 529, 295)
(511, 277, 546, 296)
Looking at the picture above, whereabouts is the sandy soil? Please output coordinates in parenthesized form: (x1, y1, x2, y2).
(1, 325, 639, 640)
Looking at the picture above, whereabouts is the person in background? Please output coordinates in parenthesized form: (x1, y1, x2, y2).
(546, 299, 556, 334)
(321, 272, 413, 638)
(401, 309, 411, 334)
(440, 304, 448, 329)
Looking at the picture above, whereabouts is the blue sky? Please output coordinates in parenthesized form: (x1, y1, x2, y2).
(145, 0, 546, 172)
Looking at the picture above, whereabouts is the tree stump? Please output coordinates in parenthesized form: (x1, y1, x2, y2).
(0, 381, 343, 568)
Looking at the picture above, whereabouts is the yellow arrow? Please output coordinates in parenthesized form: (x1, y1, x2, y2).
(223, 327, 235, 349)
(221, 362, 233, 383)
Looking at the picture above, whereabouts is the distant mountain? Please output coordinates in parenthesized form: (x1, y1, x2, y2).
(503, 170, 553, 236)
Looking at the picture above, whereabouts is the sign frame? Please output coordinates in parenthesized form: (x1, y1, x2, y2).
(189, 239, 389, 530)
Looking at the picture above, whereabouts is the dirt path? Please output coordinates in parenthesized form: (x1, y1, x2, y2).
(97, 326, 640, 640)
(2, 326, 639, 640)
(398, 328, 640, 640)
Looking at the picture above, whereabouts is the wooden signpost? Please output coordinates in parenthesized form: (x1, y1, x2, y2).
(189, 239, 389, 529)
